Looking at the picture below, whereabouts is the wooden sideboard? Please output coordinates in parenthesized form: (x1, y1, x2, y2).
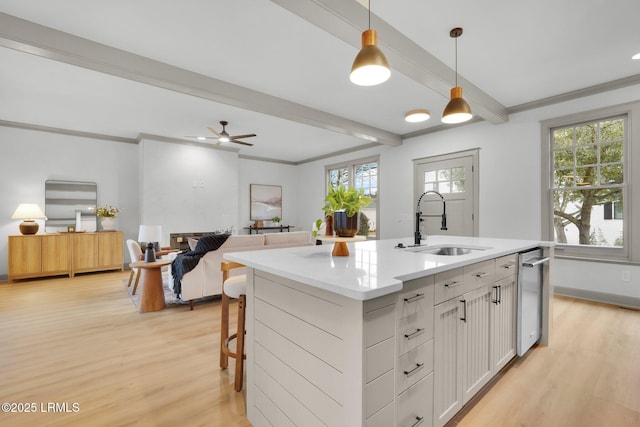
(8, 231, 124, 282)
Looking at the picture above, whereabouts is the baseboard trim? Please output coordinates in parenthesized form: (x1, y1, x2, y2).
(554, 286, 640, 309)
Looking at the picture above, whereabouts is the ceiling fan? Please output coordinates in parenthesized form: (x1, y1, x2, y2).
(186, 120, 256, 146)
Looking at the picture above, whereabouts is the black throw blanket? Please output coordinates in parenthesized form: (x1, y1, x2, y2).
(171, 233, 230, 297)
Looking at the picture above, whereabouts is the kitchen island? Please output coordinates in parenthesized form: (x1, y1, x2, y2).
(224, 235, 553, 427)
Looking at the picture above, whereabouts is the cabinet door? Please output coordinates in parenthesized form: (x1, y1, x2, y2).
(98, 232, 123, 268)
(41, 234, 70, 274)
(491, 277, 517, 373)
(433, 298, 463, 427)
(72, 233, 98, 271)
(461, 285, 493, 403)
(8, 235, 41, 276)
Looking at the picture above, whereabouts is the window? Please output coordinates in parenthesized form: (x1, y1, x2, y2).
(542, 108, 630, 259)
(423, 166, 466, 194)
(326, 157, 378, 238)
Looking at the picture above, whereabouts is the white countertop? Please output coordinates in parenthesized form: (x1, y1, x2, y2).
(224, 235, 552, 301)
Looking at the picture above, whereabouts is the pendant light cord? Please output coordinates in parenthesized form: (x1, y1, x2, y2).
(368, 0, 371, 30)
(454, 35, 458, 87)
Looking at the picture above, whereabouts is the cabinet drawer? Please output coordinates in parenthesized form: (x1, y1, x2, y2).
(396, 373, 433, 427)
(397, 280, 434, 321)
(434, 268, 464, 305)
(398, 304, 432, 356)
(495, 253, 518, 280)
(463, 259, 495, 293)
(396, 339, 433, 394)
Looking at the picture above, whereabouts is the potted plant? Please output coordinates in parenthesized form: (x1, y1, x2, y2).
(96, 205, 121, 231)
(324, 185, 372, 237)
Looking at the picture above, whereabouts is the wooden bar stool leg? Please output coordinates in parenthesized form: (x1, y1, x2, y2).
(234, 294, 246, 392)
(220, 291, 230, 369)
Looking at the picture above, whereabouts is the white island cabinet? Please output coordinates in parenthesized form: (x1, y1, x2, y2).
(225, 236, 553, 427)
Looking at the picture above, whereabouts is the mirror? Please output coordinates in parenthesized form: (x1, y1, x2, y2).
(45, 180, 97, 232)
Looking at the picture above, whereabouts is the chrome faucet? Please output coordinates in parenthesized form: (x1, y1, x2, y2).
(414, 190, 447, 245)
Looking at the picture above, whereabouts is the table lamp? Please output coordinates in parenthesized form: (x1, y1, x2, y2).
(138, 225, 162, 251)
(12, 203, 47, 235)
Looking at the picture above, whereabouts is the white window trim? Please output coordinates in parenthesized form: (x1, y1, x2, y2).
(325, 155, 380, 239)
(541, 101, 639, 262)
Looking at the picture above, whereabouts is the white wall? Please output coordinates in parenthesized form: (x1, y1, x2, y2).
(238, 158, 300, 233)
(0, 126, 139, 276)
(139, 138, 239, 246)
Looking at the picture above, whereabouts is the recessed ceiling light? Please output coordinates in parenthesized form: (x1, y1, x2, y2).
(633, 52, 640, 60)
(405, 109, 431, 123)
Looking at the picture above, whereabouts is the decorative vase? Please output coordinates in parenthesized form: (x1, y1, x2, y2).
(100, 217, 115, 231)
(333, 211, 359, 237)
(325, 214, 334, 236)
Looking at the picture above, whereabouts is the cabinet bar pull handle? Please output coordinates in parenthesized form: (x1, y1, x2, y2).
(498, 285, 502, 304)
(404, 293, 425, 303)
(501, 263, 515, 269)
(475, 272, 488, 278)
(460, 299, 467, 322)
(444, 280, 460, 288)
(403, 363, 424, 377)
(404, 328, 425, 340)
(492, 286, 499, 304)
(409, 416, 425, 427)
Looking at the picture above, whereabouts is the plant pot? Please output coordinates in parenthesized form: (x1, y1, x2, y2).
(333, 211, 359, 237)
(100, 217, 115, 231)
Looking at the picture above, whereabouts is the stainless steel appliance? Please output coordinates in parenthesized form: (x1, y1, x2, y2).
(517, 248, 550, 356)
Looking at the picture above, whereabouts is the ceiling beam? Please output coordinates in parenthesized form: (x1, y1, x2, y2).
(272, 0, 509, 125)
(0, 12, 401, 147)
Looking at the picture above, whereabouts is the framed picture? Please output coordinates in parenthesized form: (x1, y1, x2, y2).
(67, 226, 75, 232)
(250, 184, 282, 221)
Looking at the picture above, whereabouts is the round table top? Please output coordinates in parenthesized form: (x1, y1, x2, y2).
(130, 259, 172, 269)
(318, 236, 367, 243)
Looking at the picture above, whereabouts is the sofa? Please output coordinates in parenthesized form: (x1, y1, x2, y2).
(168, 231, 313, 308)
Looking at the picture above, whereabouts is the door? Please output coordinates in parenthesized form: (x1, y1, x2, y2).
(461, 285, 493, 403)
(414, 150, 478, 237)
(433, 298, 463, 427)
(42, 234, 70, 274)
(491, 277, 517, 373)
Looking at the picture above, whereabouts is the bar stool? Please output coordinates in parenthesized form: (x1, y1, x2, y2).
(220, 261, 247, 392)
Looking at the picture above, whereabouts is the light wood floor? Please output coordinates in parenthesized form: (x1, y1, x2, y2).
(1, 274, 639, 427)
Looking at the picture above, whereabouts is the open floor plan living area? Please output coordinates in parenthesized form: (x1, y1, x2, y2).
(1, 1, 640, 426)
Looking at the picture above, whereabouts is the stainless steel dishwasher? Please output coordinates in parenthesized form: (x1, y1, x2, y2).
(517, 248, 550, 356)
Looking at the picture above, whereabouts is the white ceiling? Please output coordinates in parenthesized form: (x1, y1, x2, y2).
(1, 0, 639, 163)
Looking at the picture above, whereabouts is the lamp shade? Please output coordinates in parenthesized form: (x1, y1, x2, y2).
(350, 29, 390, 86)
(138, 225, 162, 243)
(441, 87, 473, 124)
(405, 109, 431, 123)
(12, 203, 47, 235)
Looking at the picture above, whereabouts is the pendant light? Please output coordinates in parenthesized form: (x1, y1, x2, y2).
(350, 0, 390, 86)
(441, 27, 472, 124)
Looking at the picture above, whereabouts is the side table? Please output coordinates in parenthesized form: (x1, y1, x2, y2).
(130, 259, 172, 313)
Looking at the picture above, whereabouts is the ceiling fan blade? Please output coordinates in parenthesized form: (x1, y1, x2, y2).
(230, 139, 254, 147)
(230, 133, 256, 139)
(207, 126, 221, 137)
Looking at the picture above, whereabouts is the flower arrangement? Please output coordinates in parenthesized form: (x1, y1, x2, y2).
(96, 205, 122, 218)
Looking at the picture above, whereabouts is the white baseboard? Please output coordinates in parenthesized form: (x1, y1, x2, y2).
(554, 286, 640, 309)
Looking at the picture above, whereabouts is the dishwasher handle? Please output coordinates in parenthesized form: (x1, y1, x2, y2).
(522, 257, 550, 268)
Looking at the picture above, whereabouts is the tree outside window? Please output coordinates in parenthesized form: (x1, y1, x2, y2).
(552, 117, 624, 247)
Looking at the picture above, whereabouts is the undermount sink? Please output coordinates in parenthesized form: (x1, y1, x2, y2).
(406, 245, 490, 256)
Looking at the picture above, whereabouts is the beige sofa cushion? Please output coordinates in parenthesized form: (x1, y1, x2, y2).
(264, 231, 311, 246)
(220, 234, 265, 248)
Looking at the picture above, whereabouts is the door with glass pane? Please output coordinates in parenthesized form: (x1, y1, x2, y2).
(414, 151, 477, 237)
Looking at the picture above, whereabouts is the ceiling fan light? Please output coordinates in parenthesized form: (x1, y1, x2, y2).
(405, 109, 431, 123)
(442, 87, 472, 124)
(350, 29, 390, 86)
(218, 135, 230, 143)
